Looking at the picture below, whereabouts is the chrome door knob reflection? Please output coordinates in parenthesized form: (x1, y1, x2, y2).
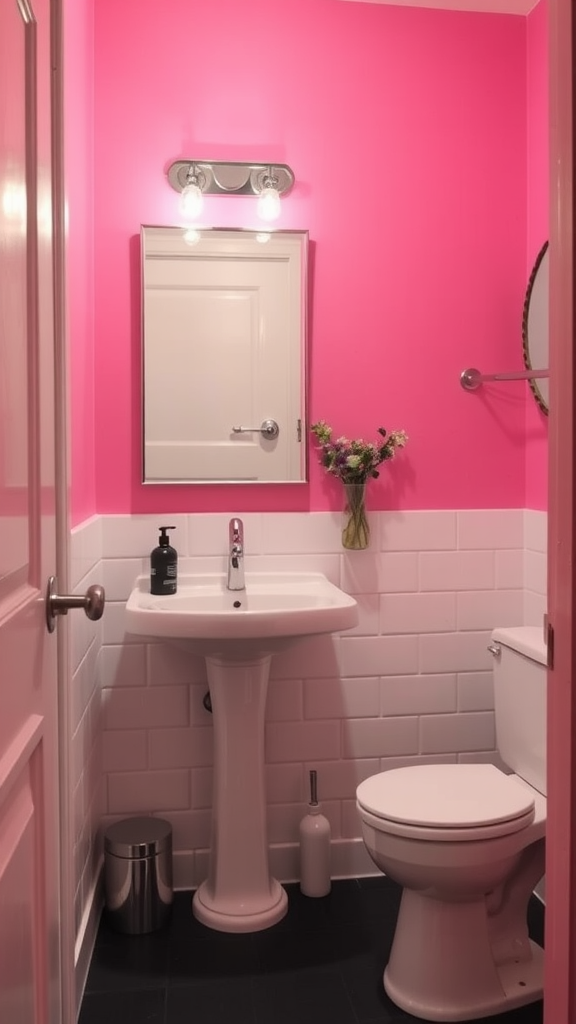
(45, 575, 105, 633)
(232, 419, 279, 439)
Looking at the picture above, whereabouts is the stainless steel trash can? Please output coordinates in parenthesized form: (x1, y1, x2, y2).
(104, 817, 173, 934)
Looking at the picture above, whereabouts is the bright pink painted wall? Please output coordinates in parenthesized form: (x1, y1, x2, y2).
(92, 0, 528, 514)
(65, 0, 96, 527)
(525, 0, 549, 511)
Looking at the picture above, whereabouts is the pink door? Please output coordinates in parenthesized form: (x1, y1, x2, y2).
(545, 0, 576, 1019)
(0, 0, 62, 1020)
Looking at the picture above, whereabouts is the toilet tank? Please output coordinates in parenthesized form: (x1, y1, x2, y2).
(491, 626, 547, 796)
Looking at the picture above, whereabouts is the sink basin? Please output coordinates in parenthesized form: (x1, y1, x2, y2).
(125, 571, 358, 643)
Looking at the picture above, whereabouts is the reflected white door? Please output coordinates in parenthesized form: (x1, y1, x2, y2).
(0, 1, 62, 1022)
(143, 229, 306, 483)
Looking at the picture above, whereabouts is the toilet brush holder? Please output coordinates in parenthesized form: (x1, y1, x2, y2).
(299, 770, 331, 897)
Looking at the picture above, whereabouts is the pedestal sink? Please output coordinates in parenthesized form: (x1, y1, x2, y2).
(125, 572, 358, 932)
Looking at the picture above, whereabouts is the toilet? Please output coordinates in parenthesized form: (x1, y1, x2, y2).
(356, 626, 546, 1022)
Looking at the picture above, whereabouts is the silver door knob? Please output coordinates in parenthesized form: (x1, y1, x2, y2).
(232, 419, 280, 439)
(45, 575, 106, 634)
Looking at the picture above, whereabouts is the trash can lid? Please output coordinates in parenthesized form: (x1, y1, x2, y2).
(104, 817, 172, 858)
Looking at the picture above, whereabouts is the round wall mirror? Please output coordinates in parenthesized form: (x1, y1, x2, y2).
(522, 241, 549, 415)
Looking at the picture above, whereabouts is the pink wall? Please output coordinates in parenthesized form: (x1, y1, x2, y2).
(65, 0, 96, 526)
(92, 0, 529, 515)
(525, 0, 549, 511)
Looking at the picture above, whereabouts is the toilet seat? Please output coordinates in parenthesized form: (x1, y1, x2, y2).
(357, 764, 536, 842)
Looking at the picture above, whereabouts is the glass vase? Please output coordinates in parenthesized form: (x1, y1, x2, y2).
(342, 482, 370, 550)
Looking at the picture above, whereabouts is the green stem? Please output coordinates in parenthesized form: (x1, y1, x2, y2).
(342, 483, 370, 550)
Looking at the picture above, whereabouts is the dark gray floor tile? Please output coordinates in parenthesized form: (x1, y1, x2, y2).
(342, 965, 409, 1022)
(279, 879, 364, 927)
(84, 936, 169, 992)
(332, 920, 394, 976)
(95, 917, 172, 949)
(80, 880, 545, 1024)
(527, 898, 545, 947)
(78, 988, 166, 1023)
(483, 1001, 543, 1023)
(168, 934, 259, 984)
(167, 892, 221, 943)
(166, 978, 256, 1024)
(253, 923, 338, 973)
(252, 969, 357, 1024)
(356, 883, 403, 921)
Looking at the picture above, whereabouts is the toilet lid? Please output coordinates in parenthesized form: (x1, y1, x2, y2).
(356, 764, 535, 829)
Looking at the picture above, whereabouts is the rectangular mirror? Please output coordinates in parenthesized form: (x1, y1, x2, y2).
(141, 226, 308, 483)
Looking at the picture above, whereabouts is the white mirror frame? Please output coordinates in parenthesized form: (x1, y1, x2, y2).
(141, 226, 308, 483)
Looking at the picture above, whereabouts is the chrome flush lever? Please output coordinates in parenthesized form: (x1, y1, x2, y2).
(45, 575, 105, 634)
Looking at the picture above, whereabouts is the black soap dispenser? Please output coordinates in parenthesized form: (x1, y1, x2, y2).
(150, 526, 177, 595)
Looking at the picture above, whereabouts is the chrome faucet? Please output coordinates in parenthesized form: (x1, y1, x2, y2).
(227, 517, 245, 591)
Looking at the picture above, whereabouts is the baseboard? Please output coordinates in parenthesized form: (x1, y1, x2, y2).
(74, 857, 104, 1021)
(172, 838, 378, 892)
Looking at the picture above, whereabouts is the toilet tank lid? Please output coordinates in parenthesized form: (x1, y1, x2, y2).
(356, 764, 535, 829)
(491, 626, 547, 666)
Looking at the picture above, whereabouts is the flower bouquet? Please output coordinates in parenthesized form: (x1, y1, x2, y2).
(311, 421, 408, 549)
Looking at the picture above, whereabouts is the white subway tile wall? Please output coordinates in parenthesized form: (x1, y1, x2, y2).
(70, 508, 547, 908)
(69, 515, 105, 942)
(524, 509, 548, 624)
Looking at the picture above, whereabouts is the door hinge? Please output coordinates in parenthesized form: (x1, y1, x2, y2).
(545, 616, 554, 670)
(297, 418, 302, 442)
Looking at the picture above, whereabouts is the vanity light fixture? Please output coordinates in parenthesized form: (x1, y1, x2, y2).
(167, 160, 294, 221)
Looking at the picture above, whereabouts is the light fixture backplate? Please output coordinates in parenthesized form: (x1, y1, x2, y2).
(167, 160, 294, 197)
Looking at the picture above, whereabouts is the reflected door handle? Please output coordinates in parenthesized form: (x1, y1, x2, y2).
(232, 419, 279, 439)
(45, 575, 106, 634)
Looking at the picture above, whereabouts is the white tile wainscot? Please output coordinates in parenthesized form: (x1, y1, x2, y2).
(70, 508, 546, 907)
(524, 509, 548, 625)
(69, 516, 105, 1014)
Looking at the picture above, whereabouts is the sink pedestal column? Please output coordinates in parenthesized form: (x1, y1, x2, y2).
(192, 653, 288, 932)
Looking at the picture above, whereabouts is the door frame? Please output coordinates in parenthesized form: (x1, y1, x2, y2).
(544, 0, 576, 1020)
(50, 1, 75, 1020)
(45, 0, 576, 1020)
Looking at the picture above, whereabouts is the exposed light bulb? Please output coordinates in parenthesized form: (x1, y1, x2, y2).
(257, 184, 281, 222)
(180, 180, 204, 220)
(183, 228, 201, 246)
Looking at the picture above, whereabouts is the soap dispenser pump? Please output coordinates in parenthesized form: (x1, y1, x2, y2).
(150, 526, 177, 595)
(299, 770, 331, 897)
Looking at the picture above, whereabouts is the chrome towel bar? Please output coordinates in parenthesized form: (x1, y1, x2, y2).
(460, 367, 550, 392)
